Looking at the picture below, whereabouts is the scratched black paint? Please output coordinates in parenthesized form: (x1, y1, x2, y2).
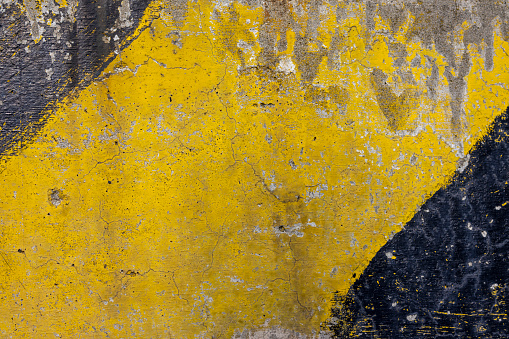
(325, 108, 509, 338)
(0, 0, 150, 157)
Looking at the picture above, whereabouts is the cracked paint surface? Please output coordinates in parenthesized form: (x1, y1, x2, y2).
(0, 0, 509, 337)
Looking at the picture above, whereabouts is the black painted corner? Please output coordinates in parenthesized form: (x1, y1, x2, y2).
(325, 108, 509, 338)
(0, 0, 152, 158)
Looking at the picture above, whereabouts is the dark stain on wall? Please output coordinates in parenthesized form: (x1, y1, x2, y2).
(369, 0, 509, 136)
(370, 68, 417, 132)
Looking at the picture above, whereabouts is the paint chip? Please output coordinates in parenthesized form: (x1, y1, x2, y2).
(385, 252, 395, 259)
(276, 56, 295, 74)
(45, 68, 53, 80)
(406, 314, 417, 321)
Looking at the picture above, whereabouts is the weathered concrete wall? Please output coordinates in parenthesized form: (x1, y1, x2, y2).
(0, 0, 507, 337)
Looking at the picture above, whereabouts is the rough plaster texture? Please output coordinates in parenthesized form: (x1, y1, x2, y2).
(0, 0, 507, 337)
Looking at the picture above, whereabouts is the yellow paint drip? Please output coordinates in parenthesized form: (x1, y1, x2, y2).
(1, 1, 509, 337)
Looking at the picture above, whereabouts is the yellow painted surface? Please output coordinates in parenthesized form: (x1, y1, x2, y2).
(1, 1, 509, 337)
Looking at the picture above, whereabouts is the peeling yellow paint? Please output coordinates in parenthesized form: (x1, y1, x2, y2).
(1, 1, 509, 337)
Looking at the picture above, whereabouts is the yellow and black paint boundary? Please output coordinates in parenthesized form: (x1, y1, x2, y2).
(0, 0, 508, 337)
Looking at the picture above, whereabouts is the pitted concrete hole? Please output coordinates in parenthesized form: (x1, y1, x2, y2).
(48, 188, 64, 207)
